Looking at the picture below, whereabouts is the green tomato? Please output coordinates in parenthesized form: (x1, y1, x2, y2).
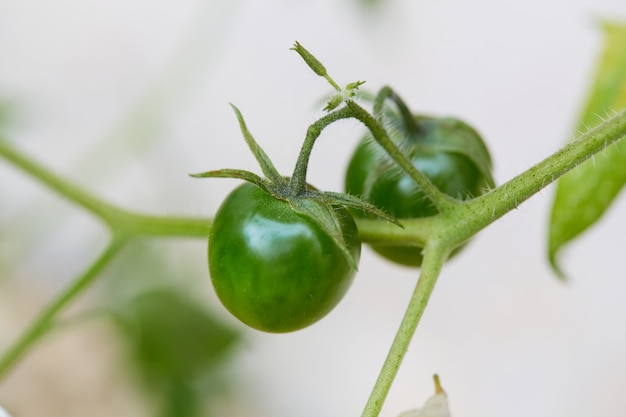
(208, 182, 361, 333)
(345, 116, 493, 267)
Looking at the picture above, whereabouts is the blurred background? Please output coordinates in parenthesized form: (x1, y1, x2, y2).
(1, 0, 626, 416)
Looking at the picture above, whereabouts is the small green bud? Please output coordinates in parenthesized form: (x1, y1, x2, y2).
(346, 80, 366, 91)
(291, 41, 327, 77)
(324, 94, 344, 111)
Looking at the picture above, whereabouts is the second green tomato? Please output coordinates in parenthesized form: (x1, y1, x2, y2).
(345, 113, 495, 267)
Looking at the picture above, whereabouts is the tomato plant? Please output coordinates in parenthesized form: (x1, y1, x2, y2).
(0, 33, 625, 417)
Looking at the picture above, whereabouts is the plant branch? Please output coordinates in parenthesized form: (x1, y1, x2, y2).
(288, 100, 457, 214)
(346, 101, 458, 213)
(361, 241, 449, 417)
(0, 138, 212, 238)
(373, 86, 421, 134)
(0, 236, 128, 380)
(0, 138, 122, 228)
(116, 213, 211, 238)
(289, 106, 354, 195)
(444, 109, 626, 247)
(357, 110, 626, 416)
(355, 217, 434, 247)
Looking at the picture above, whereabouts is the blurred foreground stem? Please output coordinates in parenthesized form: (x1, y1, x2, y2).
(0, 237, 127, 379)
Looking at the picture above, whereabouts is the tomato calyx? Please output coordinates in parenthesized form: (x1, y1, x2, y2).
(192, 104, 399, 270)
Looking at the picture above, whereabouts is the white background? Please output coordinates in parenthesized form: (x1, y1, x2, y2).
(1, 1, 626, 416)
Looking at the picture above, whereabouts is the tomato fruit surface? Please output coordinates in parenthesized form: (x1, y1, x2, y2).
(208, 182, 361, 333)
(345, 115, 493, 267)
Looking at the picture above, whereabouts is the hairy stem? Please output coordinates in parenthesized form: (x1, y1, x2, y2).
(361, 241, 449, 417)
(289, 106, 354, 195)
(289, 99, 456, 214)
(346, 101, 458, 213)
(358, 109, 626, 417)
(0, 236, 128, 380)
(373, 86, 421, 134)
(444, 109, 626, 247)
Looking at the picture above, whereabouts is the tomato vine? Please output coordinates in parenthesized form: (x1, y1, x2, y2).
(0, 41, 625, 417)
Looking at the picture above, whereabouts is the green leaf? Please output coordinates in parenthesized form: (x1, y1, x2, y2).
(101, 242, 239, 416)
(548, 22, 626, 278)
(114, 288, 239, 417)
(114, 288, 238, 417)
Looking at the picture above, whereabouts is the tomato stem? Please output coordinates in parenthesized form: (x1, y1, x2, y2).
(0, 236, 128, 379)
(289, 97, 460, 217)
(358, 109, 626, 415)
(0, 139, 124, 229)
(373, 86, 421, 134)
(345, 100, 459, 213)
(289, 106, 354, 196)
(0, 139, 212, 238)
(361, 241, 449, 417)
(444, 108, 626, 251)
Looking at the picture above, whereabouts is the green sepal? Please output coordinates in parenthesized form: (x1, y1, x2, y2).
(324, 94, 344, 112)
(189, 168, 288, 200)
(192, 105, 293, 194)
(190, 168, 266, 186)
(345, 80, 366, 92)
(323, 191, 403, 227)
(289, 196, 358, 271)
(230, 104, 284, 185)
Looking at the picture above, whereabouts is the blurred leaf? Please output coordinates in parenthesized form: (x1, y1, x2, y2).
(163, 382, 200, 417)
(548, 22, 626, 278)
(98, 240, 240, 416)
(116, 289, 238, 380)
(114, 288, 240, 417)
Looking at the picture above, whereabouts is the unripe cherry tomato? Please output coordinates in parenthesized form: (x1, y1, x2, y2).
(209, 182, 361, 333)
